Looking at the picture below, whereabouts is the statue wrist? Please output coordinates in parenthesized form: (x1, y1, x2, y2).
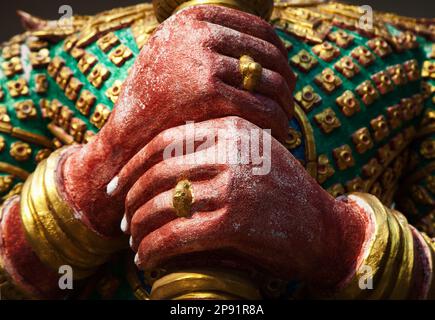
(330, 193, 435, 300)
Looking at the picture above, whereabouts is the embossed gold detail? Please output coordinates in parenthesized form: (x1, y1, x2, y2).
(420, 139, 435, 159)
(352, 127, 373, 154)
(404, 59, 420, 82)
(333, 144, 354, 170)
(367, 38, 392, 59)
(327, 30, 354, 48)
(0, 175, 13, 193)
(65, 78, 83, 101)
(97, 32, 120, 53)
(47, 57, 65, 78)
(314, 68, 342, 93)
(35, 74, 48, 94)
(29, 48, 51, 69)
(173, 179, 194, 218)
(7, 78, 29, 98)
(314, 107, 341, 134)
(150, 268, 261, 300)
(10, 142, 31, 162)
(317, 154, 334, 184)
(2, 43, 20, 60)
(370, 115, 390, 142)
(371, 71, 394, 95)
(346, 177, 365, 193)
(2, 57, 23, 77)
(88, 64, 111, 89)
(386, 105, 402, 129)
(388, 64, 408, 86)
(294, 103, 317, 178)
(351, 46, 375, 67)
(78, 53, 97, 75)
(69, 118, 87, 143)
(286, 128, 302, 150)
(55, 66, 73, 91)
(35, 149, 51, 163)
(76, 90, 96, 116)
(106, 80, 124, 104)
(290, 49, 318, 72)
(0, 162, 29, 180)
(312, 41, 340, 62)
(422, 60, 435, 79)
(109, 44, 133, 67)
(239, 55, 262, 92)
(14, 100, 37, 120)
(90, 104, 111, 129)
(356, 80, 379, 106)
(336, 90, 360, 117)
(334, 56, 360, 79)
(362, 158, 382, 179)
(294, 85, 321, 112)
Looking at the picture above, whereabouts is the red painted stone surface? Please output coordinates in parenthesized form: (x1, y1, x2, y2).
(61, 5, 294, 238)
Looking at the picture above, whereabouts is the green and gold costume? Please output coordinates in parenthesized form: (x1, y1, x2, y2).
(0, 1, 434, 298)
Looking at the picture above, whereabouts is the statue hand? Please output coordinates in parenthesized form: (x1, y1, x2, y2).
(61, 5, 295, 237)
(115, 117, 369, 288)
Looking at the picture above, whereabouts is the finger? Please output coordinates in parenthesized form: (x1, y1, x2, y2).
(180, 5, 288, 57)
(107, 124, 216, 198)
(124, 150, 226, 229)
(135, 208, 228, 271)
(130, 178, 225, 251)
(213, 54, 293, 117)
(205, 22, 296, 92)
(214, 81, 290, 142)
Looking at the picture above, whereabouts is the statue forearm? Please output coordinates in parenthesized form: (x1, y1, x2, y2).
(0, 148, 127, 299)
(331, 193, 435, 299)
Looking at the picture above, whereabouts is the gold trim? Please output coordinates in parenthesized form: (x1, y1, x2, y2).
(150, 268, 261, 300)
(126, 256, 150, 300)
(0, 123, 53, 149)
(389, 210, 414, 299)
(239, 55, 263, 92)
(0, 162, 30, 180)
(20, 148, 127, 279)
(366, 135, 413, 191)
(294, 101, 317, 178)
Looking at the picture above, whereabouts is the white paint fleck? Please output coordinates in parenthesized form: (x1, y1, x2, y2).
(106, 176, 119, 195)
(233, 223, 240, 231)
(120, 215, 128, 232)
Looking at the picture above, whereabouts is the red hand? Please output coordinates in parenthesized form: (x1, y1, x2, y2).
(117, 117, 370, 288)
(61, 5, 295, 237)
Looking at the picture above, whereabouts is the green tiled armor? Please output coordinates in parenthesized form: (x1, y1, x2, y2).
(0, 1, 433, 298)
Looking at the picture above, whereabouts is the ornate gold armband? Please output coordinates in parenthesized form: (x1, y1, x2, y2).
(150, 268, 262, 300)
(337, 193, 415, 299)
(20, 148, 126, 279)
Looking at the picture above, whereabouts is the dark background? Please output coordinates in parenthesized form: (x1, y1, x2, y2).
(0, 0, 433, 42)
